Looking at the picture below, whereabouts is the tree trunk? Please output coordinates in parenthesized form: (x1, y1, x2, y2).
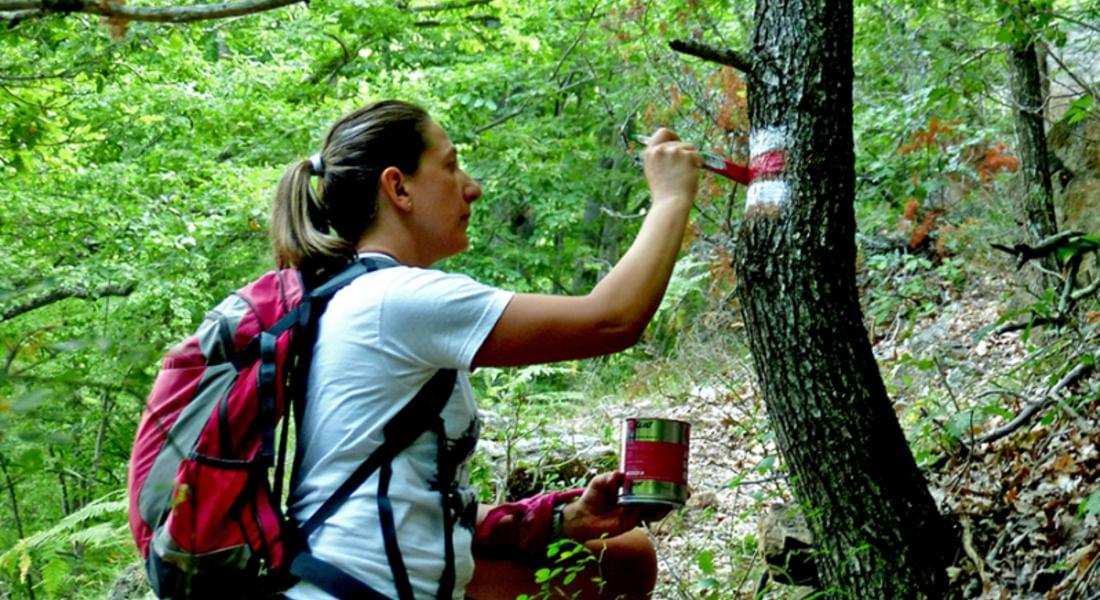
(1008, 4, 1058, 273)
(0, 453, 36, 600)
(48, 444, 71, 515)
(733, 1, 955, 596)
(0, 452, 26, 540)
(89, 388, 114, 507)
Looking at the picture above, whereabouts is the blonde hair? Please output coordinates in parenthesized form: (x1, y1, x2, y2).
(270, 100, 430, 276)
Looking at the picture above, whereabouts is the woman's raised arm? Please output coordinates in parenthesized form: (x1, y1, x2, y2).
(472, 128, 701, 368)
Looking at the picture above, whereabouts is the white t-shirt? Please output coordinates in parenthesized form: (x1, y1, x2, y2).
(286, 255, 513, 600)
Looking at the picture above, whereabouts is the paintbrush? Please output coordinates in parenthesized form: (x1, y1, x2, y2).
(629, 133, 749, 185)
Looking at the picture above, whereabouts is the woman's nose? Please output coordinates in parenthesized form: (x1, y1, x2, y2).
(464, 176, 482, 203)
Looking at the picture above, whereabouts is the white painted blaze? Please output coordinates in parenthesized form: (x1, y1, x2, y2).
(746, 126, 790, 208)
(746, 180, 789, 208)
(749, 126, 788, 158)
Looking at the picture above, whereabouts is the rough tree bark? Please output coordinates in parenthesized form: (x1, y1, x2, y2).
(1007, 2, 1059, 274)
(677, 0, 957, 596)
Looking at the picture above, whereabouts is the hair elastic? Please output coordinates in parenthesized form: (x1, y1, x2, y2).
(308, 153, 324, 176)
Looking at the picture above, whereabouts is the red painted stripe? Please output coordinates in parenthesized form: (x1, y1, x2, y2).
(749, 150, 786, 182)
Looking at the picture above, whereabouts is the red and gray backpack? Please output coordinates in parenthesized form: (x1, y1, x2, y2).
(127, 257, 460, 599)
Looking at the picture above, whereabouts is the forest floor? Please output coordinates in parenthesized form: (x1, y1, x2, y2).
(577, 270, 1100, 599)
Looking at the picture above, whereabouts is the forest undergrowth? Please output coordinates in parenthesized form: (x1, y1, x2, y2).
(469, 214, 1100, 599)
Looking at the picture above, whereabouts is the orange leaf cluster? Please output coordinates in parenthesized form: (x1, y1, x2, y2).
(909, 210, 942, 250)
(935, 223, 959, 258)
(978, 143, 1018, 184)
(897, 117, 960, 155)
(709, 248, 736, 289)
(710, 67, 746, 132)
(902, 199, 920, 222)
(898, 199, 957, 258)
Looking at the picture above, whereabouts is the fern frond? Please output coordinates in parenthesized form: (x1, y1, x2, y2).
(0, 489, 128, 567)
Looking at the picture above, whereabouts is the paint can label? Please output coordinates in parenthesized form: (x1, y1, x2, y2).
(620, 418, 690, 506)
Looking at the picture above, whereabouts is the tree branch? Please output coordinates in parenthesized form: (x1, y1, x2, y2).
(1043, 45, 1100, 101)
(0, 0, 304, 23)
(409, 0, 491, 12)
(976, 350, 1096, 444)
(990, 230, 1082, 269)
(669, 39, 753, 75)
(1, 282, 135, 322)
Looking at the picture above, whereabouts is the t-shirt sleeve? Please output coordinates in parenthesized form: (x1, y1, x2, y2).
(378, 269, 514, 370)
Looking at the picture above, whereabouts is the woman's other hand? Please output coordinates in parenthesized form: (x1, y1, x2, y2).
(561, 472, 671, 542)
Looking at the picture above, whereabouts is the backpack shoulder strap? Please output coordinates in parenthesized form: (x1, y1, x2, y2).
(297, 368, 457, 537)
(289, 369, 457, 599)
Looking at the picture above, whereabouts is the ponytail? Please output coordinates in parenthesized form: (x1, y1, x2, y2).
(270, 159, 356, 270)
(268, 99, 431, 273)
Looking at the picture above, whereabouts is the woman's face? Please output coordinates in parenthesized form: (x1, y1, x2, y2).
(404, 120, 482, 264)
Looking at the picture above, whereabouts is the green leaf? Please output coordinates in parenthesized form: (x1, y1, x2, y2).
(981, 405, 1015, 420)
(16, 448, 45, 470)
(948, 410, 979, 439)
(756, 455, 776, 474)
(12, 388, 51, 413)
(1064, 95, 1095, 125)
(696, 549, 715, 575)
(1079, 489, 1100, 518)
(692, 576, 721, 591)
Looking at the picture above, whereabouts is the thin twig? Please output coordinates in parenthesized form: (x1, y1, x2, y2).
(934, 356, 963, 413)
(1044, 9, 1100, 35)
(1044, 45, 1100, 100)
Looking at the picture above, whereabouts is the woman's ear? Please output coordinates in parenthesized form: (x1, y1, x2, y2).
(379, 166, 414, 213)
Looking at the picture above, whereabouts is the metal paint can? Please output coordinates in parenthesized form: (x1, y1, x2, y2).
(619, 417, 690, 506)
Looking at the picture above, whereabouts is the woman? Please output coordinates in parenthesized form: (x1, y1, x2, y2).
(273, 100, 700, 599)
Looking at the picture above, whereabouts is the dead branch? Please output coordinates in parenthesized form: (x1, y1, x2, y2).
(976, 350, 1096, 444)
(1, 282, 135, 322)
(959, 516, 990, 590)
(0, 0, 303, 23)
(990, 230, 1083, 269)
(668, 39, 753, 75)
(1071, 275, 1100, 302)
(409, 0, 491, 12)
